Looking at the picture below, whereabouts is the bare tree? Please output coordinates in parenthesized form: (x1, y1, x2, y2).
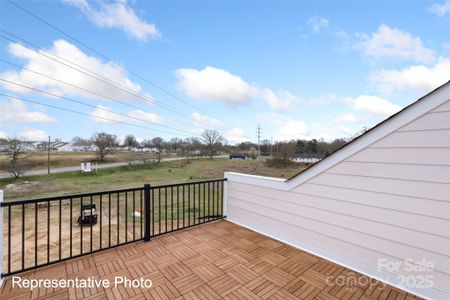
(169, 137, 182, 153)
(92, 132, 118, 161)
(201, 129, 224, 159)
(5, 137, 27, 179)
(123, 134, 139, 151)
(151, 137, 164, 162)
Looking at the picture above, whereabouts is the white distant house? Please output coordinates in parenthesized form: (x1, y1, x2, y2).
(291, 153, 324, 163)
(225, 81, 450, 299)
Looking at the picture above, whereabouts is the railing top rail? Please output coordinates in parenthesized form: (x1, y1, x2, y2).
(0, 186, 144, 206)
(150, 178, 227, 189)
(1, 178, 227, 206)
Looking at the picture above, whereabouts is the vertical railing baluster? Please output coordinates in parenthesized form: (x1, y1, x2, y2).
(171, 186, 173, 231)
(140, 189, 143, 239)
(47, 200, 50, 263)
(58, 199, 62, 260)
(90, 195, 93, 252)
(35, 202, 38, 266)
(203, 183, 206, 224)
(70, 198, 72, 257)
(188, 184, 191, 227)
(158, 188, 161, 235)
(80, 196, 83, 254)
(8, 206, 11, 274)
(152, 188, 155, 236)
(125, 192, 128, 243)
(22, 204, 25, 270)
(177, 186, 179, 230)
(100, 194, 102, 250)
(165, 187, 167, 233)
(133, 190, 135, 241)
(108, 193, 111, 248)
(117, 192, 120, 245)
(208, 182, 212, 221)
(182, 185, 185, 228)
(193, 184, 196, 225)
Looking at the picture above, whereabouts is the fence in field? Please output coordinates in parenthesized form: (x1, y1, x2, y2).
(0, 178, 226, 277)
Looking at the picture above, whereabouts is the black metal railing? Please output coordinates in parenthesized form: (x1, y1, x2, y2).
(0, 178, 226, 277)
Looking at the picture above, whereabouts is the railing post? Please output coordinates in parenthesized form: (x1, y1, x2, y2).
(144, 184, 151, 241)
(223, 179, 228, 217)
(0, 190, 4, 284)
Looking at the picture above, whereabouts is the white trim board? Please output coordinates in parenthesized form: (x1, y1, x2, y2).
(225, 82, 450, 191)
(226, 217, 449, 300)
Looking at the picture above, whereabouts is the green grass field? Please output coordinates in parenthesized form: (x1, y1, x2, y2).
(0, 158, 308, 200)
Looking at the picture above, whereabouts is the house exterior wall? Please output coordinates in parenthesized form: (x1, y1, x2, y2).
(225, 98, 450, 299)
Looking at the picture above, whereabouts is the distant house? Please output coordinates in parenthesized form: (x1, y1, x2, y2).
(291, 153, 324, 163)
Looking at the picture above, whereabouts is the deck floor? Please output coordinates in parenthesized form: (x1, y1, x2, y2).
(0, 220, 421, 300)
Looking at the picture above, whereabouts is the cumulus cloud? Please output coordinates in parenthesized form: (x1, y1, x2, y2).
(223, 128, 250, 143)
(0, 98, 56, 123)
(63, 0, 160, 41)
(429, 0, 450, 17)
(307, 15, 329, 32)
(355, 24, 436, 64)
(20, 129, 49, 141)
(371, 57, 450, 94)
(275, 119, 312, 140)
(192, 112, 224, 128)
(348, 95, 401, 117)
(175, 66, 300, 111)
(0, 40, 147, 103)
(175, 66, 257, 105)
(90, 105, 162, 124)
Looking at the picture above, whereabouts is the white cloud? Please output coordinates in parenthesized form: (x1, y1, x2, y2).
(175, 66, 257, 105)
(192, 112, 223, 128)
(0, 40, 147, 103)
(349, 95, 401, 117)
(307, 15, 329, 32)
(63, 0, 160, 41)
(275, 119, 312, 140)
(20, 129, 48, 141)
(429, 0, 450, 17)
(223, 128, 250, 143)
(371, 57, 450, 94)
(0, 130, 7, 138)
(260, 89, 300, 112)
(90, 105, 162, 124)
(0, 98, 56, 123)
(175, 66, 300, 111)
(355, 24, 436, 64)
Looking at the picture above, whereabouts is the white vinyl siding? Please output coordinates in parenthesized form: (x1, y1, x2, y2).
(226, 97, 450, 299)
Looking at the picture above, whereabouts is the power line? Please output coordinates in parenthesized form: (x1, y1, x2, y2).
(0, 31, 196, 122)
(0, 58, 204, 131)
(0, 78, 197, 136)
(5, 0, 215, 119)
(0, 93, 196, 138)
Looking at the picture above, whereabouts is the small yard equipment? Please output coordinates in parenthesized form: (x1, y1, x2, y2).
(77, 204, 98, 226)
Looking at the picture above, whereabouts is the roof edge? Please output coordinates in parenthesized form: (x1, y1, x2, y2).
(284, 80, 450, 187)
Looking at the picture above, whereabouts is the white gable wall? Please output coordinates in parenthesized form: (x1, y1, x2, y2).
(225, 88, 450, 299)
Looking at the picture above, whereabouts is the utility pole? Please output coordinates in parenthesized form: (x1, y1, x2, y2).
(256, 124, 263, 157)
(47, 136, 50, 175)
(270, 136, 273, 157)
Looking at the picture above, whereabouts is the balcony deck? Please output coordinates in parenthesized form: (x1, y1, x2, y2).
(0, 220, 421, 300)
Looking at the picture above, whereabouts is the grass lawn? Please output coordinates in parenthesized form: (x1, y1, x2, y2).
(0, 158, 309, 200)
(0, 151, 177, 171)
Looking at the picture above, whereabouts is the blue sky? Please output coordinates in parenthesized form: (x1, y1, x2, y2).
(0, 0, 449, 144)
